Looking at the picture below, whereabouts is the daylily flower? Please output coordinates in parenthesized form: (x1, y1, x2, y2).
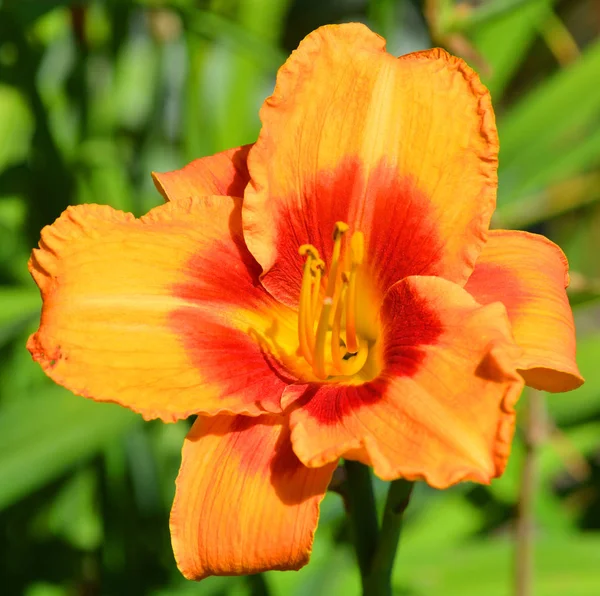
(28, 23, 582, 580)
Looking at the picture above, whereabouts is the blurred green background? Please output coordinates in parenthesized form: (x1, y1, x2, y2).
(1, 0, 600, 594)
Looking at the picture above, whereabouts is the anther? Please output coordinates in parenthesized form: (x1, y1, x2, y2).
(311, 258, 325, 274)
(299, 244, 320, 259)
(333, 221, 349, 239)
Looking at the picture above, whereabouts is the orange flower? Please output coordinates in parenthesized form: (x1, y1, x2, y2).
(28, 24, 582, 580)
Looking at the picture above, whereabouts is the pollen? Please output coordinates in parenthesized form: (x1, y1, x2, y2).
(297, 222, 368, 380)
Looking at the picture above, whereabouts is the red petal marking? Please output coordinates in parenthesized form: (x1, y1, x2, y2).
(258, 157, 444, 307)
(226, 416, 306, 481)
(168, 199, 294, 413)
(293, 281, 443, 425)
(289, 382, 386, 427)
(366, 170, 443, 297)
(170, 312, 295, 412)
(382, 276, 446, 376)
(173, 233, 263, 309)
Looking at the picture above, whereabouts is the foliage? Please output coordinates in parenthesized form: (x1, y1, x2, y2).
(0, 0, 599, 594)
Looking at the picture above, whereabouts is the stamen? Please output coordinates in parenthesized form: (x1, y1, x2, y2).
(313, 297, 333, 379)
(324, 222, 349, 297)
(345, 232, 364, 354)
(296, 224, 370, 381)
(310, 258, 325, 321)
(304, 258, 325, 353)
(328, 281, 342, 328)
(298, 244, 320, 363)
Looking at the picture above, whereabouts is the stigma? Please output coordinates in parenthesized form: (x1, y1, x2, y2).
(297, 222, 368, 380)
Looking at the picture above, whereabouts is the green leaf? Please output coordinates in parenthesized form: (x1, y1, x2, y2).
(151, 576, 245, 596)
(402, 492, 483, 553)
(112, 35, 160, 131)
(494, 172, 600, 229)
(450, 0, 550, 32)
(36, 467, 103, 550)
(0, 85, 34, 171)
(266, 510, 358, 596)
(0, 387, 139, 509)
(181, 1, 288, 154)
(25, 584, 67, 596)
(0, 286, 40, 347)
(547, 332, 600, 426)
(470, 0, 555, 99)
(3, 0, 87, 28)
(395, 535, 600, 595)
(498, 37, 600, 204)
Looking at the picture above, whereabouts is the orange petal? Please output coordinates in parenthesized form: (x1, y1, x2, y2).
(244, 23, 498, 305)
(152, 144, 251, 201)
(171, 414, 336, 580)
(286, 276, 524, 488)
(28, 196, 296, 422)
(465, 230, 583, 392)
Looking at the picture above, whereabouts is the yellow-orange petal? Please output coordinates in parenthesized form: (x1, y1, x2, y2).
(465, 230, 583, 393)
(286, 276, 524, 488)
(170, 414, 336, 580)
(243, 23, 498, 305)
(28, 196, 297, 422)
(152, 144, 251, 201)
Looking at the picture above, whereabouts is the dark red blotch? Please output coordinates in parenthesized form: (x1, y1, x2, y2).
(168, 198, 292, 410)
(298, 280, 443, 425)
(262, 157, 444, 307)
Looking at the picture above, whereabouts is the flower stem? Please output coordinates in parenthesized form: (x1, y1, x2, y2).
(246, 573, 271, 596)
(343, 460, 414, 596)
(366, 478, 414, 595)
(343, 460, 380, 580)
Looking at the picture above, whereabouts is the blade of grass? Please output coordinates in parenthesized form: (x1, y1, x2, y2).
(498, 37, 600, 200)
(494, 172, 600, 229)
(470, 0, 556, 99)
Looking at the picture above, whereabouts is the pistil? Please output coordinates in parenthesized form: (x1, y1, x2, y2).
(331, 274, 349, 372)
(345, 231, 364, 354)
(310, 258, 325, 322)
(313, 222, 349, 379)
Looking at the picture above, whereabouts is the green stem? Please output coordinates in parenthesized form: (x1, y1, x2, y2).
(343, 460, 380, 581)
(366, 479, 414, 595)
(344, 461, 415, 596)
(246, 573, 271, 596)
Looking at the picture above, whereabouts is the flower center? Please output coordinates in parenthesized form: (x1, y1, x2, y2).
(297, 222, 369, 380)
